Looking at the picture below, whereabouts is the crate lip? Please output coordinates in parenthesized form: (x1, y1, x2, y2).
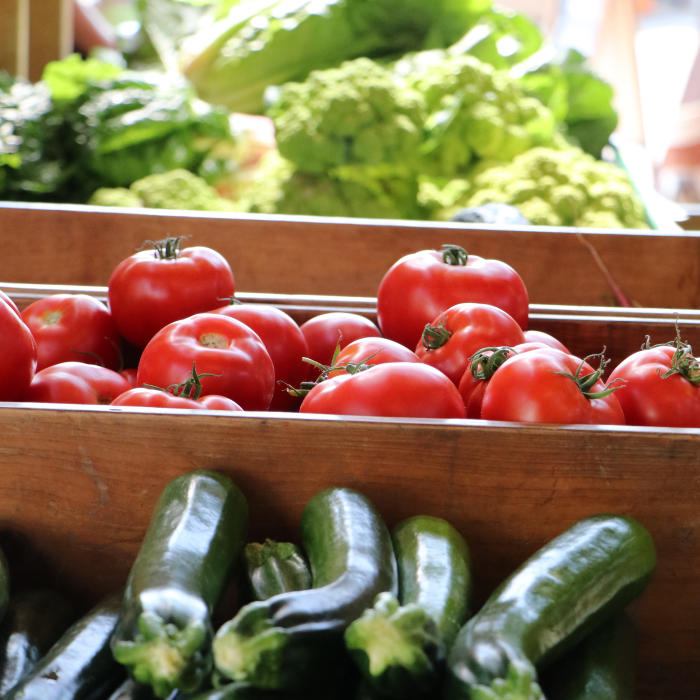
(2, 200, 697, 237)
(2, 400, 698, 435)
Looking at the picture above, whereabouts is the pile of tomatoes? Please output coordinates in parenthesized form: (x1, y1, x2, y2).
(1, 238, 698, 427)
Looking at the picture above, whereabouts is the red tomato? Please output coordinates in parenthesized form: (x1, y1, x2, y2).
(480, 347, 625, 425)
(300, 312, 382, 366)
(0, 298, 37, 401)
(415, 302, 525, 385)
(0, 290, 20, 316)
(21, 293, 122, 371)
(111, 387, 206, 410)
(299, 362, 466, 419)
(111, 387, 243, 411)
(608, 338, 700, 427)
(326, 337, 420, 379)
(24, 361, 132, 404)
(211, 302, 310, 411)
(377, 244, 529, 348)
(120, 367, 139, 386)
(522, 329, 570, 353)
(107, 237, 235, 348)
(136, 313, 275, 410)
(458, 341, 559, 418)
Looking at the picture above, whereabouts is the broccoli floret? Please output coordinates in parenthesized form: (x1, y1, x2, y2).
(129, 169, 238, 211)
(88, 187, 144, 208)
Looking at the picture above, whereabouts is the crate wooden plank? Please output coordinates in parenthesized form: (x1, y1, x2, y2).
(0, 0, 29, 78)
(0, 404, 696, 698)
(27, 0, 72, 82)
(0, 203, 698, 308)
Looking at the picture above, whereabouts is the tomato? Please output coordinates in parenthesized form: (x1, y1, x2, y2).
(0, 290, 20, 316)
(299, 312, 382, 366)
(111, 387, 206, 410)
(0, 297, 37, 401)
(120, 367, 139, 386)
(299, 362, 466, 419)
(458, 341, 559, 418)
(415, 302, 525, 385)
(608, 337, 700, 427)
(377, 244, 529, 349)
(107, 237, 235, 348)
(21, 293, 123, 371)
(136, 312, 275, 411)
(211, 302, 310, 411)
(480, 347, 625, 425)
(326, 337, 420, 379)
(111, 387, 243, 411)
(24, 361, 132, 404)
(522, 329, 570, 353)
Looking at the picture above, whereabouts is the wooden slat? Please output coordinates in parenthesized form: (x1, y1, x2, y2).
(27, 0, 72, 82)
(0, 203, 697, 308)
(0, 404, 696, 698)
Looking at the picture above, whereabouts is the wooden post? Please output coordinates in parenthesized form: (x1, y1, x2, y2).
(27, 0, 73, 82)
(0, 0, 30, 78)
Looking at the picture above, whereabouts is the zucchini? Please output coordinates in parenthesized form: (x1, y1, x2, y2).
(107, 677, 160, 699)
(243, 540, 312, 601)
(542, 613, 637, 700)
(212, 486, 397, 692)
(0, 588, 76, 694)
(4, 591, 125, 699)
(111, 469, 249, 699)
(345, 514, 472, 698)
(444, 514, 656, 699)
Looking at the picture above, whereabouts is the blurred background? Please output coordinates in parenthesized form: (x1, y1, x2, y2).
(1, 0, 698, 226)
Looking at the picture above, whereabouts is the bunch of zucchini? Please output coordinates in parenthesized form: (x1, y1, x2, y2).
(0, 469, 657, 699)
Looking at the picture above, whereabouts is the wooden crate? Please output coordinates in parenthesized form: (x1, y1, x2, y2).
(0, 203, 698, 308)
(0, 287, 698, 698)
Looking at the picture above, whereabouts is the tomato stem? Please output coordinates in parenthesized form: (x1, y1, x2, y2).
(554, 349, 624, 399)
(145, 236, 183, 260)
(642, 325, 700, 384)
(441, 244, 469, 266)
(421, 319, 452, 350)
(468, 346, 516, 380)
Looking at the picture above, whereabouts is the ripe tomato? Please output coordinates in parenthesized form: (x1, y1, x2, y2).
(522, 329, 570, 353)
(111, 387, 243, 411)
(608, 336, 700, 427)
(211, 302, 310, 411)
(377, 244, 529, 348)
(0, 290, 20, 316)
(480, 347, 625, 425)
(21, 293, 123, 371)
(0, 297, 37, 401)
(300, 312, 382, 366)
(24, 361, 132, 404)
(415, 302, 525, 385)
(107, 237, 235, 348)
(299, 362, 466, 419)
(136, 313, 275, 410)
(326, 337, 420, 379)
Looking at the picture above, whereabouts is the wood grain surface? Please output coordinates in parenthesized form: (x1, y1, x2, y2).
(0, 203, 698, 308)
(0, 405, 697, 698)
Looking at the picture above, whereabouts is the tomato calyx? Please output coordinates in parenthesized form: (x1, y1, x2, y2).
(441, 244, 469, 266)
(421, 319, 452, 350)
(144, 236, 185, 260)
(554, 350, 625, 399)
(468, 346, 515, 380)
(642, 329, 700, 385)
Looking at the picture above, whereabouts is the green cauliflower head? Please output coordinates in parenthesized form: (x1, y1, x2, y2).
(266, 58, 426, 175)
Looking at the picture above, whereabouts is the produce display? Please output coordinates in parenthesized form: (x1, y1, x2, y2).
(0, 471, 657, 698)
(0, 0, 652, 228)
(1, 235, 698, 426)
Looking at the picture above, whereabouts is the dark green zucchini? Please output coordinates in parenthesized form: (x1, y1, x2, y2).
(111, 469, 249, 699)
(444, 514, 657, 700)
(212, 487, 397, 692)
(542, 613, 638, 700)
(4, 591, 125, 699)
(243, 540, 312, 601)
(107, 676, 161, 699)
(345, 514, 472, 698)
(0, 588, 76, 694)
